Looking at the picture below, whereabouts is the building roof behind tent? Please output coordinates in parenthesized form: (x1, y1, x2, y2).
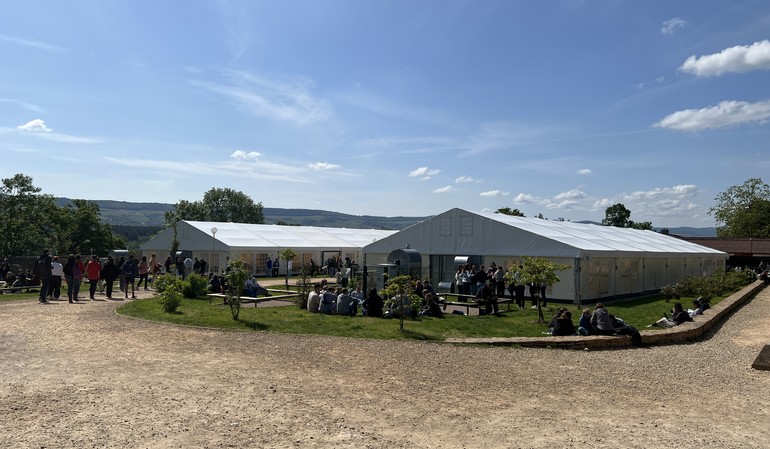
(475, 210, 726, 257)
(184, 221, 397, 250)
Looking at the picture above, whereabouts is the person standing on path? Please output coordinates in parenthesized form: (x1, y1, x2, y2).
(122, 254, 138, 299)
(35, 249, 52, 304)
(102, 256, 119, 299)
(86, 256, 101, 300)
(49, 255, 64, 300)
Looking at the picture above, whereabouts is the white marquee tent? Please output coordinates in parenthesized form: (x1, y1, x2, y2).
(362, 208, 727, 303)
(140, 220, 397, 275)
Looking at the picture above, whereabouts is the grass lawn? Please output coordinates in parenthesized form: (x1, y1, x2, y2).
(116, 293, 729, 340)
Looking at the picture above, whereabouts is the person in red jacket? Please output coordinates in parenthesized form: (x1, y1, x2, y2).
(85, 255, 101, 300)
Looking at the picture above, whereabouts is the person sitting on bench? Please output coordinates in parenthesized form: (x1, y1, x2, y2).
(474, 280, 499, 315)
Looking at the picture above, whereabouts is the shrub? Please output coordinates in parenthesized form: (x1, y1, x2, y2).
(183, 273, 208, 298)
(661, 269, 754, 301)
(160, 284, 182, 313)
(153, 273, 181, 294)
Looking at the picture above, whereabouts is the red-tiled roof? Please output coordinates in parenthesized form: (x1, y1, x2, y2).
(676, 237, 770, 257)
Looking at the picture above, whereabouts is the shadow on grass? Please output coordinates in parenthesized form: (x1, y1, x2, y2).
(399, 329, 442, 341)
(243, 320, 268, 331)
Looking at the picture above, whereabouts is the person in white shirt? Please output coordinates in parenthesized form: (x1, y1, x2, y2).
(49, 255, 65, 300)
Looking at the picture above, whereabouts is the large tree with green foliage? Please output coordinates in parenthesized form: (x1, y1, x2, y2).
(56, 199, 125, 255)
(164, 187, 264, 226)
(0, 174, 58, 256)
(601, 203, 652, 230)
(709, 178, 770, 238)
(0, 174, 122, 257)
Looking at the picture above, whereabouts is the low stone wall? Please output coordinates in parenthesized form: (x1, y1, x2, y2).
(444, 280, 767, 349)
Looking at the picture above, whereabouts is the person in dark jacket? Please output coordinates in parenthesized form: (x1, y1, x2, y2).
(122, 254, 138, 299)
(363, 288, 384, 318)
(102, 256, 120, 299)
(551, 311, 576, 336)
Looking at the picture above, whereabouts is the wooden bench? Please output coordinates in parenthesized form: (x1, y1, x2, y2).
(440, 296, 516, 315)
(206, 289, 297, 306)
(0, 286, 38, 294)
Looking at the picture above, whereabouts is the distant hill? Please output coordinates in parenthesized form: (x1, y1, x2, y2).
(54, 198, 427, 230)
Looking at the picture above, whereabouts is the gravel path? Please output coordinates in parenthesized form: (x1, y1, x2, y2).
(1, 287, 769, 448)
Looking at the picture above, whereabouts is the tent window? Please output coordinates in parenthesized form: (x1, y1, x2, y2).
(460, 215, 473, 236)
(440, 218, 451, 236)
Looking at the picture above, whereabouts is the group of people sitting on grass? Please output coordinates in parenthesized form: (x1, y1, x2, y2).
(650, 297, 710, 329)
(306, 280, 366, 316)
(542, 303, 642, 345)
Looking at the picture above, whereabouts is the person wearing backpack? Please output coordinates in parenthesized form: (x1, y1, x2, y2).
(34, 249, 53, 304)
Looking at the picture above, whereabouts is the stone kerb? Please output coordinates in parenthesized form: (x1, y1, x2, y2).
(444, 280, 767, 349)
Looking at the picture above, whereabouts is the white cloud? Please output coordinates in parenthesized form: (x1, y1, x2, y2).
(308, 162, 341, 171)
(577, 168, 591, 175)
(661, 18, 687, 35)
(17, 119, 52, 132)
(455, 175, 480, 183)
(433, 186, 454, 193)
(479, 190, 509, 197)
(230, 150, 261, 160)
(593, 198, 613, 209)
(409, 166, 441, 178)
(513, 193, 535, 204)
(653, 99, 770, 131)
(192, 69, 331, 125)
(655, 76, 665, 84)
(679, 40, 770, 76)
(554, 189, 586, 201)
(622, 184, 697, 201)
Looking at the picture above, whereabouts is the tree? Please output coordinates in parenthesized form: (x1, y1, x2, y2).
(496, 207, 525, 217)
(602, 203, 631, 227)
(224, 258, 249, 320)
(0, 174, 57, 256)
(709, 178, 770, 238)
(57, 200, 123, 255)
(505, 257, 570, 323)
(165, 188, 264, 226)
(382, 274, 419, 332)
(602, 203, 653, 230)
(278, 248, 297, 289)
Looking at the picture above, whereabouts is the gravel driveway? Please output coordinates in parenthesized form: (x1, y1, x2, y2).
(1, 288, 769, 448)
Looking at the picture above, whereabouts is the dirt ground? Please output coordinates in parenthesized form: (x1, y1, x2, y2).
(1, 285, 769, 449)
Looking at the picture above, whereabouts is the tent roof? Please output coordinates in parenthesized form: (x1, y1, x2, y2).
(475, 210, 725, 256)
(362, 208, 726, 258)
(184, 221, 397, 250)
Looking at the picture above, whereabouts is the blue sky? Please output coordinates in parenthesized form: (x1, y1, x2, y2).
(1, 0, 769, 228)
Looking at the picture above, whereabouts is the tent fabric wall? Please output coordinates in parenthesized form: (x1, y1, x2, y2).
(363, 208, 727, 303)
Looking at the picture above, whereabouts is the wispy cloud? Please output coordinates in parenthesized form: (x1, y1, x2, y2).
(308, 162, 341, 171)
(3, 119, 101, 143)
(231, 150, 261, 160)
(455, 175, 480, 183)
(479, 190, 509, 197)
(0, 34, 67, 52)
(679, 40, 770, 76)
(554, 189, 586, 201)
(192, 69, 332, 125)
(661, 18, 687, 35)
(433, 186, 454, 193)
(0, 98, 45, 113)
(594, 185, 701, 220)
(409, 166, 441, 178)
(654, 99, 770, 131)
(577, 169, 591, 175)
(105, 156, 316, 183)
